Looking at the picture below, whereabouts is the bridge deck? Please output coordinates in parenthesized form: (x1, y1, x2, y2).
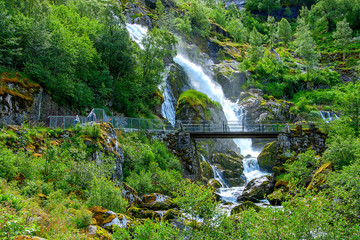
(189, 132, 279, 139)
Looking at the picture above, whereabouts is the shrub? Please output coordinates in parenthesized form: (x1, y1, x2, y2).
(87, 177, 128, 213)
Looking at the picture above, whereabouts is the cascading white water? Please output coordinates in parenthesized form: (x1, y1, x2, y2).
(319, 111, 339, 122)
(125, 23, 147, 49)
(173, 54, 259, 157)
(126, 24, 269, 203)
(160, 67, 177, 126)
(200, 155, 229, 188)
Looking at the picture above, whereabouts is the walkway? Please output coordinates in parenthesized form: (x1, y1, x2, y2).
(48, 109, 287, 138)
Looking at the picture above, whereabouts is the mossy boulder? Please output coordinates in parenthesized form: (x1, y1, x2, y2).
(211, 151, 244, 187)
(122, 182, 143, 206)
(238, 175, 274, 202)
(163, 209, 182, 221)
(257, 141, 277, 172)
(142, 193, 177, 210)
(89, 206, 115, 226)
(127, 207, 161, 220)
(237, 89, 294, 123)
(176, 90, 222, 123)
(87, 225, 111, 240)
(201, 161, 214, 181)
(208, 179, 222, 189)
(307, 162, 333, 191)
(231, 201, 261, 215)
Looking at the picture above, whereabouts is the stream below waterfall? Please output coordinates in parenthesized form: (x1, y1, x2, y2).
(126, 23, 271, 207)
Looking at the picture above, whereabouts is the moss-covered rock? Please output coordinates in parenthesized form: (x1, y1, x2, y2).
(211, 151, 245, 187)
(127, 207, 161, 220)
(231, 201, 261, 215)
(163, 209, 182, 221)
(238, 175, 274, 202)
(257, 141, 277, 172)
(201, 161, 214, 181)
(176, 90, 222, 123)
(142, 193, 178, 210)
(87, 225, 111, 239)
(307, 162, 333, 191)
(208, 179, 222, 189)
(122, 182, 143, 206)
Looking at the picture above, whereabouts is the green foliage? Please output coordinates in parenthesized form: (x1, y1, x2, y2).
(227, 19, 248, 43)
(87, 177, 128, 213)
(82, 124, 101, 138)
(283, 150, 324, 186)
(333, 18, 353, 60)
(188, 0, 210, 36)
(324, 135, 360, 170)
(113, 220, 180, 239)
(277, 18, 292, 45)
(248, 27, 264, 63)
(121, 132, 183, 196)
(294, 18, 320, 83)
(173, 180, 218, 224)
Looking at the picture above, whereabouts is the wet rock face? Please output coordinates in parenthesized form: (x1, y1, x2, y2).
(212, 60, 247, 99)
(0, 73, 72, 125)
(257, 141, 277, 172)
(238, 175, 274, 202)
(237, 88, 294, 123)
(166, 63, 191, 102)
(211, 151, 245, 187)
(163, 128, 201, 181)
(85, 122, 124, 182)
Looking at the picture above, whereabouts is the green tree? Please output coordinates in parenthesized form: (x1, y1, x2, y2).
(227, 19, 248, 43)
(266, 16, 277, 49)
(336, 83, 360, 135)
(248, 27, 264, 63)
(277, 18, 292, 46)
(188, 0, 210, 36)
(332, 18, 352, 61)
(258, 0, 281, 15)
(312, 0, 339, 32)
(294, 18, 319, 86)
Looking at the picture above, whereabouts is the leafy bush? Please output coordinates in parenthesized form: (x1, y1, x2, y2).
(87, 177, 128, 213)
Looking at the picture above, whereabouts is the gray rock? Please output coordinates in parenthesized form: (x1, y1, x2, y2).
(238, 175, 274, 202)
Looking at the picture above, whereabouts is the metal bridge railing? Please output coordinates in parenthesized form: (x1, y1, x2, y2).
(48, 108, 292, 133)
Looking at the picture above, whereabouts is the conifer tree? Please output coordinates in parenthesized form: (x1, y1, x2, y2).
(267, 16, 277, 49)
(248, 27, 264, 63)
(333, 18, 353, 61)
(294, 18, 319, 87)
(277, 18, 292, 46)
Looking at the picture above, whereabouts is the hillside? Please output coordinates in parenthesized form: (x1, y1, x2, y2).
(1, 0, 360, 239)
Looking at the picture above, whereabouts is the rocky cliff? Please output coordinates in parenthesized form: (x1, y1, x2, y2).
(0, 72, 73, 126)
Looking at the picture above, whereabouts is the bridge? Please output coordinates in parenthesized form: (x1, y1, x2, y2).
(48, 109, 288, 139)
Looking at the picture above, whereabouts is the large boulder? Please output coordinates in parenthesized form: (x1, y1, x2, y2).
(142, 193, 177, 210)
(88, 206, 132, 233)
(237, 89, 294, 123)
(257, 141, 277, 172)
(212, 60, 247, 99)
(0, 72, 73, 125)
(211, 151, 245, 187)
(237, 175, 274, 202)
(127, 207, 161, 220)
(231, 201, 261, 215)
(122, 182, 143, 206)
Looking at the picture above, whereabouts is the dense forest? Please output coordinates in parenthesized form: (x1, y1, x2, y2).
(1, 0, 360, 239)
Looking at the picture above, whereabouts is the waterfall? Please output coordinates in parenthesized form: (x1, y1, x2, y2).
(126, 23, 268, 190)
(201, 155, 229, 188)
(125, 23, 147, 49)
(160, 67, 177, 126)
(319, 111, 339, 122)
